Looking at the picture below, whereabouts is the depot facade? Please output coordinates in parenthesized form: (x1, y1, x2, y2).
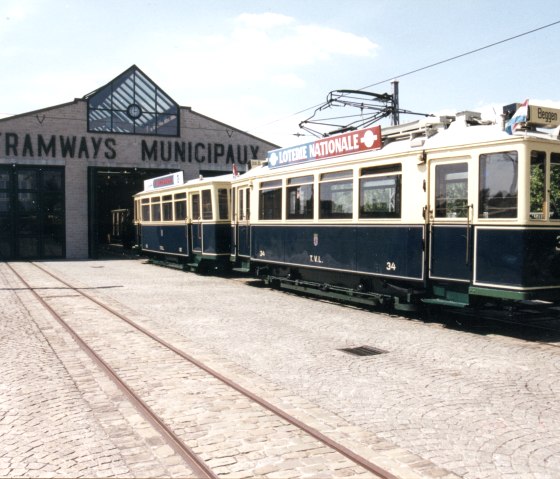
(0, 65, 277, 260)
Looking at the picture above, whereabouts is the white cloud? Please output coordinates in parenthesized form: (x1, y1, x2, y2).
(231, 13, 379, 67)
(152, 12, 379, 92)
(2, 1, 32, 21)
(235, 12, 295, 29)
(0, 0, 40, 28)
(144, 13, 381, 145)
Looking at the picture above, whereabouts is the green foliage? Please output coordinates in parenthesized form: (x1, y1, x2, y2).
(530, 163, 545, 214)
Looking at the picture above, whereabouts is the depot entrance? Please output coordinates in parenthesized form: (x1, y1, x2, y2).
(88, 167, 177, 258)
(0, 165, 65, 260)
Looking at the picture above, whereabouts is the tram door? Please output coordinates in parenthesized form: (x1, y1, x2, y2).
(190, 192, 202, 253)
(233, 186, 251, 258)
(428, 159, 473, 283)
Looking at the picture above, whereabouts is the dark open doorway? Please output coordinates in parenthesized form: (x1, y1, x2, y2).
(88, 167, 178, 258)
(0, 165, 65, 260)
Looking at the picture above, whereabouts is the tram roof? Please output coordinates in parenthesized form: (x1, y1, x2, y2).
(241, 113, 560, 180)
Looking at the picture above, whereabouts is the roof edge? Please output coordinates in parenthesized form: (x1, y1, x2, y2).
(188, 107, 280, 148)
(0, 98, 84, 123)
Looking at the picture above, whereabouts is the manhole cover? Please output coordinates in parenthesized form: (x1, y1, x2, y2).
(338, 345, 387, 356)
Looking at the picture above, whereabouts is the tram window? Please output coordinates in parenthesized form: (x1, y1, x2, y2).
(479, 151, 518, 218)
(218, 188, 229, 220)
(141, 198, 150, 221)
(191, 193, 201, 220)
(136, 200, 142, 222)
(238, 187, 251, 220)
(202, 189, 212, 220)
(530, 151, 546, 219)
(174, 193, 187, 221)
(287, 175, 314, 220)
(259, 180, 282, 220)
(246, 189, 250, 218)
(238, 189, 245, 220)
(550, 153, 560, 219)
(435, 163, 468, 218)
(320, 170, 353, 219)
(359, 165, 401, 218)
(162, 195, 173, 221)
(150, 197, 161, 222)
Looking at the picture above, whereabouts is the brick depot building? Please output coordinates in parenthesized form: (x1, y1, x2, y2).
(0, 65, 277, 260)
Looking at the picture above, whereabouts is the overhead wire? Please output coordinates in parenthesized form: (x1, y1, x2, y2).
(358, 19, 560, 91)
(245, 19, 560, 135)
(2, 20, 560, 139)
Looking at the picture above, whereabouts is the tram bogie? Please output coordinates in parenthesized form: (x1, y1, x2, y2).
(134, 101, 560, 312)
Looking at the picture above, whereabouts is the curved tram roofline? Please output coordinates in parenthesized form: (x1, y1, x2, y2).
(132, 102, 560, 313)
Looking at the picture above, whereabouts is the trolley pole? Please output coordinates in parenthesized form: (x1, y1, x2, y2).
(391, 80, 400, 126)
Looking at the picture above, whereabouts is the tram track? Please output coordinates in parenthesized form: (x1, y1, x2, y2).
(6, 261, 399, 479)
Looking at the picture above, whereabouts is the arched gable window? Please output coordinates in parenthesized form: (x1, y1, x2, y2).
(85, 65, 179, 136)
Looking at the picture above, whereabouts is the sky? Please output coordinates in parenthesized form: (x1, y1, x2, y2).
(1, 0, 560, 149)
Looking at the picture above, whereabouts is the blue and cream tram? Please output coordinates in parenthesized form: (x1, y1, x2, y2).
(133, 172, 232, 272)
(229, 102, 560, 309)
(137, 100, 560, 310)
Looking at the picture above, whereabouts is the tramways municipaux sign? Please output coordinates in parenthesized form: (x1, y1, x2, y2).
(267, 126, 382, 169)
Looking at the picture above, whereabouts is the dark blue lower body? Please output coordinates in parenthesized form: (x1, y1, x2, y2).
(475, 227, 560, 289)
(251, 224, 424, 281)
(140, 223, 230, 259)
(231, 225, 251, 257)
(141, 224, 189, 256)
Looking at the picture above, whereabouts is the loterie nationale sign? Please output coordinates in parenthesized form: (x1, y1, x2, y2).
(267, 126, 382, 169)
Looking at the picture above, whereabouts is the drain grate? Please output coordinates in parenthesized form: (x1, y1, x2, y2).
(338, 345, 387, 356)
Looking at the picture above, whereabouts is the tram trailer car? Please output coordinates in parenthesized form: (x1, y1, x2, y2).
(133, 172, 233, 273)
(136, 101, 560, 311)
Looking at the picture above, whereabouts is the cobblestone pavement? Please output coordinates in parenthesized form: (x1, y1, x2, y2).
(6, 262, 380, 478)
(0, 263, 197, 478)
(2, 257, 560, 478)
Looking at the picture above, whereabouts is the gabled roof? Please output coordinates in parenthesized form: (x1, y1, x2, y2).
(84, 65, 180, 136)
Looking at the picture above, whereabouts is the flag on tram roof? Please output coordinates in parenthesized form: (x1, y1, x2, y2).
(505, 99, 528, 134)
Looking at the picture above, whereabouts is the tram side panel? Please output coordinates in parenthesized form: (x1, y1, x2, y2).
(474, 227, 560, 296)
(356, 225, 424, 280)
(237, 225, 251, 257)
(200, 223, 232, 255)
(140, 225, 161, 254)
(430, 225, 472, 282)
(251, 224, 425, 287)
(140, 224, 190, 257)
(161, 225, 190, 256)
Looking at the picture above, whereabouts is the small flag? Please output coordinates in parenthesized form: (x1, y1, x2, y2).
(505, 99, 529, 134)
(232, 164, 239, 176)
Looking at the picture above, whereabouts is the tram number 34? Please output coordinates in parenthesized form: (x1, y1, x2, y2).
(386, 261, 397, 271)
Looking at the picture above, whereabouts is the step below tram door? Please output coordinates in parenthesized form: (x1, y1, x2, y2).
(427, 159, 474, 302)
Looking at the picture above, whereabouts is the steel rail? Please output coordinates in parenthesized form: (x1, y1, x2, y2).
(6, 263, 218, 479)
(30, 261, 399, 479)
